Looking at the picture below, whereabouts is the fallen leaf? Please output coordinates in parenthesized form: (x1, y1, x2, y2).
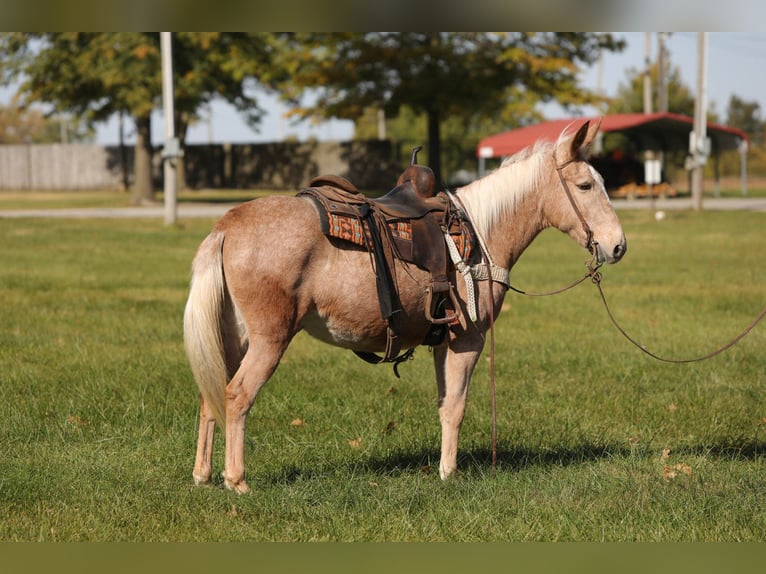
(67, 415, 88, 428)
(667, 403, 678, 413)
(348, 437, 363, 448)
(387, 386, 398, 395)
(663, 463, 692, 482)
(290, 418, 305, 427)
(660, 447, 671, 462)
(420, 465, 432, 474)
(663, 466, 677, 481)
(382, 421, 397, 435)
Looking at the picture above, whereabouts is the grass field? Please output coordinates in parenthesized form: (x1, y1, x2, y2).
(0, 201, 765, 541)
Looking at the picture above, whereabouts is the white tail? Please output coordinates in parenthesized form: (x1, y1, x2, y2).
(183, 230, 228, 427)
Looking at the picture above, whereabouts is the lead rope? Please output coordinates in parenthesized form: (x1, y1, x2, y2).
(590, 271, 766, 363)
(487, 261, 497, 474)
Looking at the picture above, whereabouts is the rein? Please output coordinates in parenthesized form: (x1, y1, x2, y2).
(591, 272, 766, 364)
(552, 152, 766, 362)
(512, 255, 766, 364)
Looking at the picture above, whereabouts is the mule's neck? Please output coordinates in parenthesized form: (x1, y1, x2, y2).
(455, 149, 551, 271)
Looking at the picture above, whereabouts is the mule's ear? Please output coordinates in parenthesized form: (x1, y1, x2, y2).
(569, 118, 602, 158)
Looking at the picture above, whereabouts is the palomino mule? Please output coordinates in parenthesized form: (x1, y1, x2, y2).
(183, 120, 627, 493)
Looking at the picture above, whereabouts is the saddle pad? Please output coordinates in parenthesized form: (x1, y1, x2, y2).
(328, 213, 370, 247)
(327, 213, 413, 252)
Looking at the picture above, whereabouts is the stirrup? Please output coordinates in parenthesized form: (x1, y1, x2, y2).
(424, 284, 460, 325)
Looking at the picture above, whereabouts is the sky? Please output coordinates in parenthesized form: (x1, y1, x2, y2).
(6, 32, 766, 146)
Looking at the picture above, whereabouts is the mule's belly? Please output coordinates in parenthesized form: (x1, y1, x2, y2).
(300, 310, 384, 350)
(300, 304, 433, 352)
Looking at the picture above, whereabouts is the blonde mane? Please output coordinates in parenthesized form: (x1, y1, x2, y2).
(455, 139, 554, 238)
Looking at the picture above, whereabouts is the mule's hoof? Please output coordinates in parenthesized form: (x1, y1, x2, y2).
(193, 473, 212, 486)
(224, 476, 250, 494)
(439, 464, 457, 480)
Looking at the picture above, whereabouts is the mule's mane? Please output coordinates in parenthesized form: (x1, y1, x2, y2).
(456, 138, 556, 237)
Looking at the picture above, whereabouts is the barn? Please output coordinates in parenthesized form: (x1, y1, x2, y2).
(475, 112, 749, 197)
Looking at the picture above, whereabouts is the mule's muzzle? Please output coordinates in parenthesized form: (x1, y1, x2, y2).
(612, 242, 627, 262)
(592, 237, 627, 264)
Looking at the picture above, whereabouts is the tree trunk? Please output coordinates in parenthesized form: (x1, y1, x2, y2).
(131, 114, 154, 205)
(175, 116, 188, 193)
(427, 108, 442, 185)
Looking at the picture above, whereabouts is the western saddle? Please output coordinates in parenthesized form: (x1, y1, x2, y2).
(298, 148, 477, 374)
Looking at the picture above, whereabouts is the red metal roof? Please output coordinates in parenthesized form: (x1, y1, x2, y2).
(476, 112, 749, 158)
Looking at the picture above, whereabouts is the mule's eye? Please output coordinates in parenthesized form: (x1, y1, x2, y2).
(576, 182, 593, 192)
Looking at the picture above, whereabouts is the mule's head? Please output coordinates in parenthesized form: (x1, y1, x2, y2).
(548, 119, 627, 265)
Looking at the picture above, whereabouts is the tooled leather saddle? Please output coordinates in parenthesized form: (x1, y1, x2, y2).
(298, 148, 477, 374)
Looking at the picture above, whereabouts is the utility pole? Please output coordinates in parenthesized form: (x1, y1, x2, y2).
(657, 33, 668, 113)
(691, 32, 709, 211)
(161, 32, 178, 226)
(643, 32, 653, 115)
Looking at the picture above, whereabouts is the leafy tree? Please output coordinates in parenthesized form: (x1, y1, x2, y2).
(606, 62, 702, 118)
(276, 32, 624, 183)
(0, 33, 280, 202)
(0, 104, 92, 143)
(726, 94, 763, 147)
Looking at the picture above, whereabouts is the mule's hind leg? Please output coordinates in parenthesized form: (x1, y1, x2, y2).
(192, 394, 217, 485)
(223, 338, 288, 493)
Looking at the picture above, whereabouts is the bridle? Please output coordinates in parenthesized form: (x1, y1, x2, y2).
(554, 151, 597, 260)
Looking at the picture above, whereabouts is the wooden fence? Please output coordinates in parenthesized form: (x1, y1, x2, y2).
(0, 139, 401, 191)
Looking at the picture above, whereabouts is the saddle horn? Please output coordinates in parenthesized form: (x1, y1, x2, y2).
(410, 146, 423, 165)
(397, 146, 436, 199)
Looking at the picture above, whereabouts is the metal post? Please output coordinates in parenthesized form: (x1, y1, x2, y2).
(740, 138, 749, 197)
(657, 32, 668, 113)
(643, 32, 653, 115)
(691, 32, 708, 211)
(161, 32, 177, 226)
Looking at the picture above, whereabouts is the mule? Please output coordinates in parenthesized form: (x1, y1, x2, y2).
(183, 119, 626, 493)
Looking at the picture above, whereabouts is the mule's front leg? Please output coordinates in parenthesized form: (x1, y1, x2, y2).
(433, 342, 481, 479)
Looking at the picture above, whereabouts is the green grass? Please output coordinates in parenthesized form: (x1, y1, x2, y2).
(0, 207, 765, 541)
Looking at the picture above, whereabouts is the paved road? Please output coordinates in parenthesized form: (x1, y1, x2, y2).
(611, 197, 766, 211)
(1, 197, 765, 219)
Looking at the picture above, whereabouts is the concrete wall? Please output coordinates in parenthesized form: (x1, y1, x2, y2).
(0, 139, 402, 191)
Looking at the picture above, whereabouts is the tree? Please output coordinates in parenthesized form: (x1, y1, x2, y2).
(0, 104, 92, 143)
(606, 62, 701, 117)
(275, 32, 624, 183)
(726, 94, 763, 147)
(0, 33, 281, 203)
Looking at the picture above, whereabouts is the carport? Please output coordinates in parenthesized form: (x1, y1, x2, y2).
(476, 112, 750, 196)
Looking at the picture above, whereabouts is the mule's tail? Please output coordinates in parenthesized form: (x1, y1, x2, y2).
(183, 230, 228, 427)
